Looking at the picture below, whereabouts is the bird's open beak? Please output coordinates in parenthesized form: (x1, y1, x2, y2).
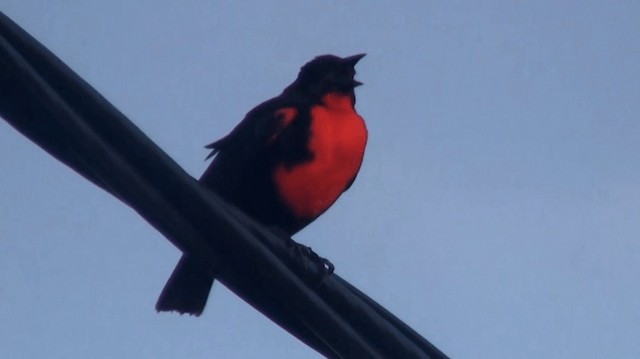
(345, 54, 365, 88)
(344, 53, 366, 67)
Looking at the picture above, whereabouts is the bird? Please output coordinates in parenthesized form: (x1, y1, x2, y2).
(155, 54, 367, 316)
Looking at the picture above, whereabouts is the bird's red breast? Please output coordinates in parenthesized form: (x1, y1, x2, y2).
(272, 92, 367, 219)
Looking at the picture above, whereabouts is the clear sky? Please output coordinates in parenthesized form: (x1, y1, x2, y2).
(1, 1, 639, 358)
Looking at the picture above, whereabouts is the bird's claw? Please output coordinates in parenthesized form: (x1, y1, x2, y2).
(286, 238, 335, 280)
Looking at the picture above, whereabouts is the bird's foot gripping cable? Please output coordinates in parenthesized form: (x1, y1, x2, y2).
(282, 237, 335, 284)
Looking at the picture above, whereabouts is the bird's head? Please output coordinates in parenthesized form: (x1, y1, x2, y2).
(287, 53, 365, 99)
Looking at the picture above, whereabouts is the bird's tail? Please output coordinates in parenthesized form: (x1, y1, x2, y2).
(155, 255, 215, 316)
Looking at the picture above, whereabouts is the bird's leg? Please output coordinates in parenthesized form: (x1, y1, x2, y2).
(263, 226, 334, 282)
(285, 238, 335, 275)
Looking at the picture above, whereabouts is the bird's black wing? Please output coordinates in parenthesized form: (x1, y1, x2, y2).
(203, 96, 298, 160)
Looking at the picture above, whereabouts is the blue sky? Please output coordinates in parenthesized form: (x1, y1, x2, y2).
(1, 1, 640, 358)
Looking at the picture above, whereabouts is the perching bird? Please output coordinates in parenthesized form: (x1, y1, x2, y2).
(156, 54, 367, 316)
